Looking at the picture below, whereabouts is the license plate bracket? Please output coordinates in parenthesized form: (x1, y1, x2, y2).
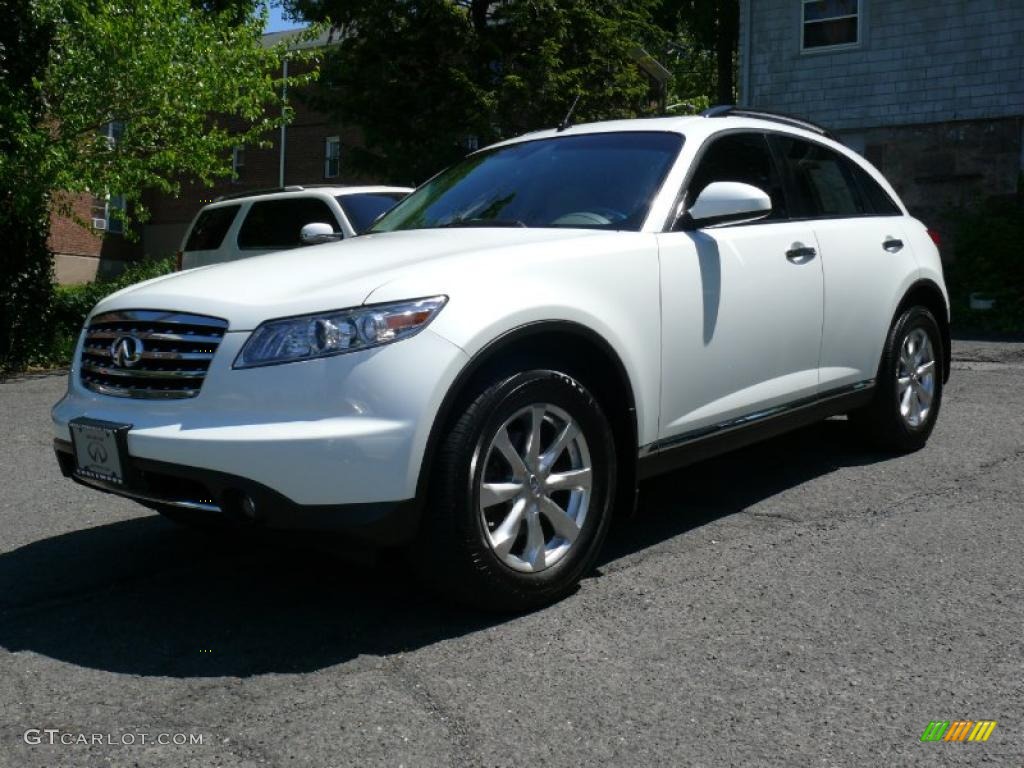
(69, 417, 134, 486)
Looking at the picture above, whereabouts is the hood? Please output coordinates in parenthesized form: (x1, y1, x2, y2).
(94, 228, 598, 330)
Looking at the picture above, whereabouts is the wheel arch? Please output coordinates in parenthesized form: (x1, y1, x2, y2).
(414, 321, 641, 526)
(892, 278, 951, 382)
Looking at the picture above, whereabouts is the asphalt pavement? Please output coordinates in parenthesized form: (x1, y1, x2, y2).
(1, 339, 1022, 767)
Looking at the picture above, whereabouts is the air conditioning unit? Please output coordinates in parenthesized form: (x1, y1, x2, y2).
(92, 218, 107, 231)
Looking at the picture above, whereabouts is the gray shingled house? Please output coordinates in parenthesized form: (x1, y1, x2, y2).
(737, 0, 1024, 247)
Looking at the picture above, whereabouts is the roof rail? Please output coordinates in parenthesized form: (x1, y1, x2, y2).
(215, 185, 305, 202)
(701, 105, 839, 142)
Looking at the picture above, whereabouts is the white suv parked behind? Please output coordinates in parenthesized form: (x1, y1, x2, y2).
(53, 108, 949, 610)
(177, 185, 412, 270)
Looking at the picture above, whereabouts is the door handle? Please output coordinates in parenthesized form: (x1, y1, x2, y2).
(786, 243, 817, 263)
(882, 237, 904, 253)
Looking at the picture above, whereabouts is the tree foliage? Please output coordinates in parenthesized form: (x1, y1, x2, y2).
(286, 0, 666, 182)
(657, 0, 738, 107)
(1, 0, 317, 370)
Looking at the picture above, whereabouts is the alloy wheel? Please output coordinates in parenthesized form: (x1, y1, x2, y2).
(897, 327, 936, 428)
(478, 403, 592, 573)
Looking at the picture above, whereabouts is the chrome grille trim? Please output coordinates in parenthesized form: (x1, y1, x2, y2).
(81, 362, 209, 379)
(84, 329, 225, 345)
(83, 346, 215, 362)
(79, 310, 228, 399)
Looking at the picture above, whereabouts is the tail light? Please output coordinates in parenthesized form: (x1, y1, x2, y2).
(927, 229, 941, 248)
(174, 250, 184, 271)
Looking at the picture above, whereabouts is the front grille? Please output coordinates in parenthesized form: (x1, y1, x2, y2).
(79, 310, 229, 399)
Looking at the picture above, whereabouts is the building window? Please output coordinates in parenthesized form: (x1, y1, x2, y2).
(101, 120, 125, 149)
(231, 145, 244, 183)
(802, 0, 859, 52)
(465, 135, 480, 152)
(91, 194, 125, 235)
(324, 136, 341, 178)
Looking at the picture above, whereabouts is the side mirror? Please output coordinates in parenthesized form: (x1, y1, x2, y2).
(300, 222, 343, 245)
(678, 181, 772, 230)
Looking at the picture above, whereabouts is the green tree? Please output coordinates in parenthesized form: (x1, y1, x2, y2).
(657, 0, 738, 107)
(0, 0, 317, 371)
(285, 0, 665, 182)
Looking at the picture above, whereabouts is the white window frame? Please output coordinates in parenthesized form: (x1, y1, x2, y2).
(324, 136, 341, 178)
(102, 120, 125, 149)
(106, 194, 125, 235)
(800, 0, 862, 54)
(92, 193, 125, 234)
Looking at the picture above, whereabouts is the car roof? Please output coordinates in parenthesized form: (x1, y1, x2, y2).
(484, 114, 849, 154)
(204, 185, 413, 208)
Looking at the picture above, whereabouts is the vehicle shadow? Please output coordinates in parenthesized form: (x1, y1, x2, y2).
(0, 419, 889, 678)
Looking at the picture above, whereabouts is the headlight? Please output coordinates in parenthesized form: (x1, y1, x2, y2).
(233, 296, 447, 369)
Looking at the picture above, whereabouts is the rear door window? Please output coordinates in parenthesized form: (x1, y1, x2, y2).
(337, 193, 407, 233)
(771, 136, 867, 218)
(184, 205, 240, 251)
(237, 197, 340, 250)
(847, 162, 901, 215)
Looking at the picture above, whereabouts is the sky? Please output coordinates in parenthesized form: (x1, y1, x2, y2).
(264, 2, 306, 33)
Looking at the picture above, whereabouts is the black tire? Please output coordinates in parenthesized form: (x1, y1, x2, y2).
(849, 305, 944, 452)
(415, 369, 617, 612)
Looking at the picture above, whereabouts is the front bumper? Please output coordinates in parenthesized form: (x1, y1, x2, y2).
(53, 439, 419, 544)
(52, 327, 468, 538)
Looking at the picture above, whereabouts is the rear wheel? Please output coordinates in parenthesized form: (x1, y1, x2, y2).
(416, 369, 616, 612)
(850, 306, 944, 451)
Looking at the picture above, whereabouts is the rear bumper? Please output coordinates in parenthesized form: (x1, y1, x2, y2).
(54, 439, 419, 545)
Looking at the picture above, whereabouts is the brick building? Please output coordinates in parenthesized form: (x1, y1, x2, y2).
(49, 28, 380, 283)
(737, 0, 1024, 245)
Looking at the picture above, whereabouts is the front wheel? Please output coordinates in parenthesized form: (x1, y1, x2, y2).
(416, 370, 617, 612)
(849, 305, 944, 452)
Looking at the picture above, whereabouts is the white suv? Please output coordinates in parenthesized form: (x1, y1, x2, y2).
(53, 108, 949, 610)
(177, 185, 412, 270)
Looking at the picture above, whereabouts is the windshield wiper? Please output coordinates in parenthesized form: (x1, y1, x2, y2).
(440, 218, 528, 228)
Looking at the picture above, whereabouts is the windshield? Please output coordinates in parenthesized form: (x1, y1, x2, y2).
(337, 192, 408, 233)
(370, 131, 683, 233)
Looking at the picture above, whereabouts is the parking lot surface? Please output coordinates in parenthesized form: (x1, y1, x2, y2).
(1, 340, 1022, 767)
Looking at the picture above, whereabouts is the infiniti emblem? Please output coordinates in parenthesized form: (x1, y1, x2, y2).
(110, 335, 144, 368)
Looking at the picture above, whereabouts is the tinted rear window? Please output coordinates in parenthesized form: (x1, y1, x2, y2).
(772, 136, 867, 218)
(237, 197, 340, 249)
(337, 193, 407, 233)
(848, 162, 901, 215)
(184, 205, 239, 251)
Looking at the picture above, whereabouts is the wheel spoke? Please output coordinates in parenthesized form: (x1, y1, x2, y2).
(539, 496, 580, 543)
(524, 508, 546, 570)
(912, 380, 933, 408)
(897, 375, 912, 393)
(916, 360, 935, 378)
(545, 467, 592, 493)
(492, 426, 529, 479)
(539, 421, 578, 474)
(900, 384, 914, 416)
(480, 481, 523, 507)
(490, 498, 526, 558)
(524, 405, 545, 471)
